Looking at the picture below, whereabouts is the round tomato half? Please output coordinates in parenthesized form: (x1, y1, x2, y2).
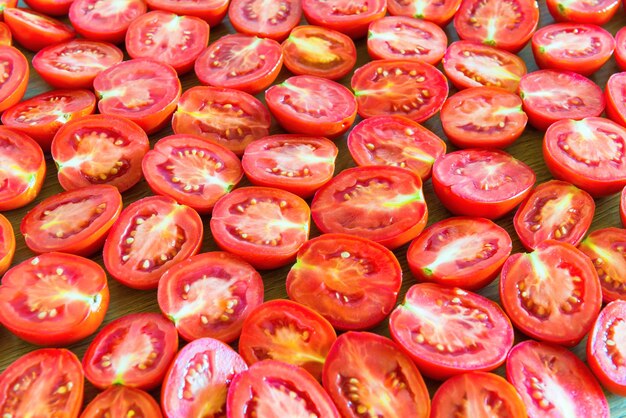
(80, 386, 162, 418)
(4, 7, 74, 52)
(69, 0, 147, 44)
(147, 0, 229, 26)
(0, 46, 28, 113)
(228, 0, 302, 41)
(0, 214, 14, 275)
(579, 228, 626, 302)
(24, 0, 74, 16)
(605, 72, 626, 128)
(547, 0, 620, 25)
(386, 0, 461, 26)
(301, 0, 386, 39)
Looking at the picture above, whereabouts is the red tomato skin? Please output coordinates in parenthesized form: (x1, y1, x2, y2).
(605, 72, 626, 128)
(147, 0, 229, 27)
(4, 8, 75, 52)
(301, 0, 386, 39)
(546, 0, 620, 25)
(23, 0, 74, 16)
(615, 27, 626, 71)
(228, 0, 302, 42)
(69, 0, 148, 44)
(0, 46, 28, 113)
(386, 0, 461, 26)
(0, 22, 10, 45)
(0, 213, 15, 275)
(622, 187, 626, 227)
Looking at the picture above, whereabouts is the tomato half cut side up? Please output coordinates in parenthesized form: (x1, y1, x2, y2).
(622, 186, 626, 227)
(0, 252, 109, 346)
(386, 0, 461, 27)
(23, 0, 74, 16)
(605, 72, 626, 128)
(228, 0, 302, 41)
(389, 283, 514, 380)
(0, 46, 28, 113)
(3, 8, 75, 52)
(579, 228, 626, 302)
(69, 0, 147, 44)
(546, 0, 620, 25)
(0, 214, 14, 275)
(81, 386, 163, 418)
(157, 251, 264, 343)
(147, 0, 230, 27)
(286, 233, 402, 330)
(103, 195, 203, 290)
(301, 0, 386, 39)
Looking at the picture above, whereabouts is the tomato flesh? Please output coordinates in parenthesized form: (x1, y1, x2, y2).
(4, 8, 75, 52)
(81, 386, 163, 418)
(605, 72, 626, 129)
(301, 0, 387, 39)
(69, 0, 147, 44)
(579, 228, 626, 302)
(0, 214, 14, 276)
(547, 0, 620, 25)
(0, 46, 29, 113)
(228, 0, 302, 41)
(386, 0, 461, 26)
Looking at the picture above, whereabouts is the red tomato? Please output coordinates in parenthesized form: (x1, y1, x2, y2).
(228, 0, 302, 41)
(162, 337, 247, 418)
(0, 46, 28, 112)
(622, 187, 626, 227)
(265, 75, 356, 138)
(605, 72, 626, 128)
(142, 134, 243, 214)
(1, 89, 96, 151)
(389, 283, 514, 380)
(126, 10, 210, 74)
(351, 59, 448, 122)
(173, 86, 271, 155)
(286, 233, 402, 330)
(0, 22, 10, 45)
(69, 0, 147, 44)
(0, 214, 14, 275)
(407, 217, 512, 290)
(440, 87, 527, 148)
(579, 228, 626, 302)
(0, 1, 16, 19)
(241, 135, 338, 199)
(83, 313, 178, 390)
(4, 8, 74, 52)
(51, 114, 149, 193)
(546, 0, 619, 25)
(195, 34, 283, 95)
(80, 386, 163, 418)
(0, 252, 109, 346)
(386, 0, 461, 26)
(507, 340, 609, 418)
(21, 185, 122, 256)
(616, 27, 626, 71)
(23, 0, 74, 15)
(103, 196, 203, 290)
(301, 0, 386, 39)
(514, 180, 595, 250)
(432, 149, 536, 220)
(543, 117, 626, 197)
(367, 16, 447, 65)
(0, 349, 84, 417)
(147, 0, 229, 27)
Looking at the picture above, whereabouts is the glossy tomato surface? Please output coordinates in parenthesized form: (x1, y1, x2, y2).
(0, 22, 10, 46)
(147, 0, 228, 26)
(80, 386, 163, 418)
(579, 228, 626, 302)
(606, 72, 626, 128)
(301, 0, 386, 39)
(0, 214, 14, 275)
(387, 0, 460, 26)
(0, 46, 28, 112)
(69, 0, 147, 44)
(616, 27, 626, 71)
(228, 0, 302, 41)
(24, 0, 74, 16)
(4, 8, 75, 52)
(546, 0, 620, 25)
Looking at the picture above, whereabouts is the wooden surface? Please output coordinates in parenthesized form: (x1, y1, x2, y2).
(1, 0, 626, 415)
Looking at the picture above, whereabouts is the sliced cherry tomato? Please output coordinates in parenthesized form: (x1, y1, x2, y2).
(286, 233, 402, 330)
(4, 8, 74, 52)
(389, 283, 514, 380)
(514, 180, 595, 250)
(173, 86, 271, 156)
(142, 134, 243, 214)
(1, 89, 96, 151)
(579, 228, 626, 302)
(265, 75, 356, 138)
(0, 1, 16, 20)
(228, 0, 302, 41)
(23, 0, 74, 16)
(126, 10, 210, 74)
(546, 0, 620, 25)
(616, 27, 626, 71)
(162, 337, 248, 418)
(440, 87, 527, 148)
(0, 214, 14, 275)
(0, 22, 10, 45)
(301, 0, 386, 39)
(605, 72, 626, 128)
(51, 114, 149, 193)
(351, 59, 448, 122)
(69, 0, 147, 44)
(147, 0, 229, 26)
(622, 187, 626, 227)
(195, 34, 283, 95)
(83, 312, 178, 390)
(507, 340, 609, 417)
(386, 0, 461, 26)
(81, 386, 163, 418)
(432, 149, 536, 220)
(0, 46, 28, 112)
(0, 252, 109, 346)
(241, 135, 338, 199)
(103, 195, 203, 290)
(282, 25, 356, 80)
(21, 185, 122, 256)
(543, 117, 626, 197)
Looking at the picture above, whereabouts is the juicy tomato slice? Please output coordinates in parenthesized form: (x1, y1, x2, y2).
(195, 34, 283, 95)
(241, 135, 338, 199)
(616, 27, 626, 71)
(142, 134, 243, 214)
(173, 86, 271, 156)
(507, 340, 609, 418)
(351, 59, 448, 122)
(0, 214, 14, 275)
(265, 75, 357, 138)
(579, 228, 626, 302)
(21, 185, 122, 257)
(389, 283, 514, 380)
(0, 349, 83, 417)
(69, 0, 147, 44)
(0, 127, 45, 211)
(81, 386, 163, 418)
(23, 0, 74, 16)
(440, 87, 527, 149)
(0, 252, 109, 346)
(229, 0, 302, 42)
(158, 251, 264, 343)
(605, 72, 626, 128)
(4, 8, 74, 52)
(0, 46, 28, 113)
(301, 0, 386, 39)
(103, 195, 203, 290)
(0, 22, 10, 46)
(547, 0, 620, 25)
(432, 149, 536, 220)
(514, 180, 595, 250)
(282, 25, 357, 80)
(407, 217, 512, 291)
(286, 233, 402, 330)
(162, 337, 248, 418)
(82, 313, 178, 390)
(1, 89, 96, 151)
(126, 10, 210, 74)
(367, 16, 447, 65)
(386, 0, 461, 26)
(147, 0, 229, 27)
(543, 117, 626, 197)
(51, 114, 149, 193)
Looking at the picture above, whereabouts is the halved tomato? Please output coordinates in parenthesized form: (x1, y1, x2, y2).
(228, 0, 302, 41)
(0, 252, 109, 346)
(23, 0, 74, 16)
(301, 0, 386, 39)
(622, 187, 626, 227)
(4, 8, 74, 52)
(0, 1, 16, 19)
(579, 228, 626, 302)
(616, 27, 626, 71)
(546, 0, 620, 25)
(386, 0, 461, 26)
(69, 0, 147, 44)
(103, 195, 203, 290)
(0, 46, 28, 112)
(147, 0, 229, 26)
(0, 22, 10, 45)
(81, 386, 162, 418)
(605, 72, 626, 128)
(0, 214, 14, 275)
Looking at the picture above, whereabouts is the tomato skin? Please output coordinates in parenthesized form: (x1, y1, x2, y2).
(579, 228, 626, 302)
(615, 27, 626, 71)
(0, 1, 16, 19)
(0, 214, 14, 276)
(23, 0, 74, 16)
(301, 0, 386, 39)
(80, 386, 163, 418)
(69, 0, 147, 44)
(4, 8, 75, 52)
(0, 46, 28, 113)
(386, 0, 461, 26)
(228, 0, 302, 42)
(546, 0, 619, 25)
(622, 187, 626, 227)
(605, 72, 626, 128)
(0, 22, 10, 45)
(147, 0, 229, 27)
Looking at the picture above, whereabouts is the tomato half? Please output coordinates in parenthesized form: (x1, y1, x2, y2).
(605, 72, 626, 128)
(23, 0, 74, 16)
(386, 0, 461, 26)
(51, 114, 149, 193)
(579, 228, 626, 302)
(228, 0, 302, 41)
(622, 187, 626, 227)
(69, 0, 147, 44)
(0, 22, 10, 45)
(389, 283, 514, 380)
(616, 27, 626, 71)
(287, 233, 402, 330)
(147, 0, 229, 26)
(0, 214, 14, 275)
(81, 386, 163, 418)
(4, 8, 74, 52)
(546, 0, 620, 25)
(0, 1, 16, 20)
(103, 195, 203, 290)
(301, 0, 386, 39)
(351, 59, 448, 122)
(0, 252, 109, 346)
(0, 46, 28, 113)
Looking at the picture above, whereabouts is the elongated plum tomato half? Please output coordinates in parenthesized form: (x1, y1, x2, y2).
(147, 0, 229, 27)
(286, 233, 402, 330)
(0, 214, 14, 276)
(265, 75, 356, 138)
(322, 332, 430, 418)
(51, 114, 149, 193)
(389, 283, 514, 380)
(312, 166, 428, 249)
(23, 0, 74, 16)
(605, 72, 626, 128)
(579, 228, 626, 302)
(81, 386, 163, 418)
(301, 0, 386, 39)
(157, 251, 264, 343)
(103, 195, 203, 290)
(507, 340, 609, 418)
(3, 8, 75, 52)
(0, 252, 109, 346)
(162, 337, 248, 418)
(386, 0, 461, 26)
(228, 0, 302, 41)
(69, 0, 147, 44)
(0, 46, 28, 113)
(0, 349, 84, 417)
(547, 0, 620, 25)
(141, 134, 243, 214)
